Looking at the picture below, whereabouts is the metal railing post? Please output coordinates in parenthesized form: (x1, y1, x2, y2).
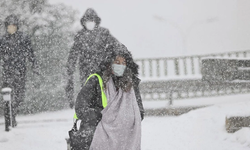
(156, 59, 160, 77)
(2, 87, 12, 132)
(169, 90, 173, 106)
(141, 60, 145, 77)
(164, 59, 168, 76)
(191, 57, 195, 74)
(174, 58, 179, 75)
(183, 58, 187, 75)
(149, 60, 153, 77)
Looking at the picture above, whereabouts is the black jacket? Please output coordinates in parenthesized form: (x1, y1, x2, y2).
(66, 8, 119, 104)
(0, 31, 36, 79)
(0, 15, 36, 80)
(0, 15, 36, 105)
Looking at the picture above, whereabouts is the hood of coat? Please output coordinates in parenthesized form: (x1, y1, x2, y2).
(4, 14, 19, 30)
(99, 43, 139, 92)
(101, 43, 139, 77)
(115, 44, 139, 77)
(80, 8, 101, 28)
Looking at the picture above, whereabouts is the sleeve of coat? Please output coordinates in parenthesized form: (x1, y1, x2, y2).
(75, 76, 102, 125)
(65, 33, 82, 104)
(133, 76, 145, 120)
(66, 34, 82, 77)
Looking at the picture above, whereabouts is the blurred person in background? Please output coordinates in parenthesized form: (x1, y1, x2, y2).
(66, 8, 119, 109)
(0, 14, 38, 130)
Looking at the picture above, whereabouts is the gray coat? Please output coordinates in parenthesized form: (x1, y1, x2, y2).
(66, 8, 119, 106)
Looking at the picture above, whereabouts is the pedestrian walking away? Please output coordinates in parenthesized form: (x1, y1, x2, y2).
(66, 8, 120, 109)
(73, 44, 144, 150)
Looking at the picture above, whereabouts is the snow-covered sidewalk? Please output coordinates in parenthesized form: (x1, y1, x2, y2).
(142, 100, 250, 150)
(0, 94, 250, 150)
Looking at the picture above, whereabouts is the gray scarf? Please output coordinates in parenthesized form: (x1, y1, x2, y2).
(90, 78, 141, 150)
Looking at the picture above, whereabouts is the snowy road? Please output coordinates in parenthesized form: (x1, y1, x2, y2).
(0, 96, 250, 150)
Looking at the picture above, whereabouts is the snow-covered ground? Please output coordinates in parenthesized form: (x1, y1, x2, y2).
(0, 94, 250, 150)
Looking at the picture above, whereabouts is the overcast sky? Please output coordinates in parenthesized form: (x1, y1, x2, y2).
(49, 0, 249, 58)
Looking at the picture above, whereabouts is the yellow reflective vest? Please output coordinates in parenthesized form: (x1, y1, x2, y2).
(74, 73, 107, 119)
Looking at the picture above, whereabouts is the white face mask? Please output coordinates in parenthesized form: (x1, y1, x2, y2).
(112, 64, 126, 77)
(85, 21, 96, 30)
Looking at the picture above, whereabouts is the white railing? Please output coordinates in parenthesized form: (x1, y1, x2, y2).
(135, 50, 250, 81)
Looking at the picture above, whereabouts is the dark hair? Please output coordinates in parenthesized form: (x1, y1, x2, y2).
(101, 44, 139, 76)
(5, 14, 19, 29)
(102, 60, 133, 92)
(101, 44, 138, 92)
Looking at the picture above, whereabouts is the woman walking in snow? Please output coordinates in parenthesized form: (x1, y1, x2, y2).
(74, 44, 144, 150)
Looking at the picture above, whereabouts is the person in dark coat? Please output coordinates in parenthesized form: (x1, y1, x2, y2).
(0, 14, 38, 127)
(74, 44, 144, 150)
(66, 8, 119, 109)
